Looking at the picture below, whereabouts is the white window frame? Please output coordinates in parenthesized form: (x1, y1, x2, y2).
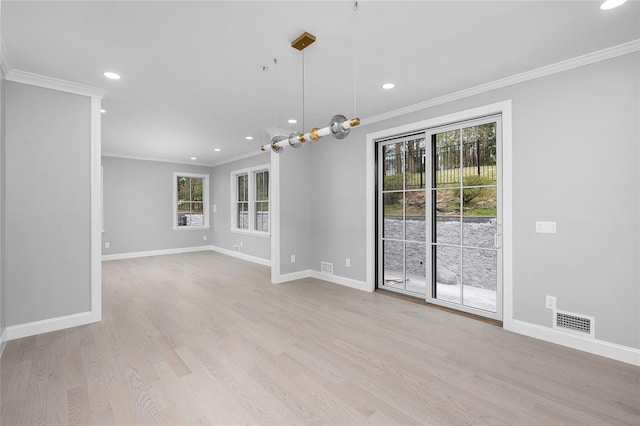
(230, 164, 270, 236)
(173, 172, 210, 230)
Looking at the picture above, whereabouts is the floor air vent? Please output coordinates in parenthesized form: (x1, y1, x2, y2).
(554, 309, 595, 338)
(320, 262, 333, 275)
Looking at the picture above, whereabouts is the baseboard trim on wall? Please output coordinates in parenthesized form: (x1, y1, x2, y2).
(209, 246, 271, 267)
(505, 319, 640, 366)
(309, 271, 371, 292)
(102, 245, 214, 261)
(273, 268, 370, 293)
(274, 269, 313, 284)
(6, 311, 95, 341)
(0, 328, 7, 357)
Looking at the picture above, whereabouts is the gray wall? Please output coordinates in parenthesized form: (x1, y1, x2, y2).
(305, 53, 639, 349)
(210, 154, 270, 261)
(5, 82, 92, 326)
(309, 129, 367, 281)
(102, 156, 212, 255)
(279, 147, 311, 275)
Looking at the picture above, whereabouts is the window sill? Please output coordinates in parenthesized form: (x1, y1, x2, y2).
(173, 226, 211, 231)
(230, 229, 270, 237)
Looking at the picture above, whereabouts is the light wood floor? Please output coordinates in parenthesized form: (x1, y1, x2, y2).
(2, 251, 639, 425)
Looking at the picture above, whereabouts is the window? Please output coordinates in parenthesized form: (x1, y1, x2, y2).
(173, 172, 209, 229)
(231, 165, 269, 234)
(255, 170, 269, 232)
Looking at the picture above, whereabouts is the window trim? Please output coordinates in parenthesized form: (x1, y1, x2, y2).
(173, 172, 210, 231)
(230, 164, 270, 236)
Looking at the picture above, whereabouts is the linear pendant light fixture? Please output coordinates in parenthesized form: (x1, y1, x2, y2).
(261, 31, 360, 153)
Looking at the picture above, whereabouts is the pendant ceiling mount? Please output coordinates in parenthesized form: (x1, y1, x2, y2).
(291, 32, 316, 51)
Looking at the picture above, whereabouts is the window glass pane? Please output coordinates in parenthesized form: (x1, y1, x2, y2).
(461, 123, 497, 186)
(405, 242, 426, 295)
(463, 186, 497, 248)
(237, 174, 248, 202)
(383, 240, 404, 289)
(191, 178, 203, 202)
(237, 202, 248, 229)
(434, 189, 460, 245)
(462, 248, 497, 312)
(255, 201, 269, 232)
(255, 171, 269, 201)
(383, 192, 403, 239)
(263, 172, 269, 198)
(405, 190, 425, 242)
(434, 245, 461, 304)
(383, 143, 404, 191)
(404, 138, 426, 190)
(434, 129, 460, 188)
(178, 177, 190, 201)
(177, 201, 191, 227)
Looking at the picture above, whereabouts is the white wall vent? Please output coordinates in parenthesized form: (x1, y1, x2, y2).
(553, 309, 595, 338)
(320, 262, 333, 275)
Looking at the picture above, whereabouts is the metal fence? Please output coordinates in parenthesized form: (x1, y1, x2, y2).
(383, 140, 496, 189)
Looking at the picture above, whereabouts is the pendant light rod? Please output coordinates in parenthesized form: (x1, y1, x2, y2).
(260, 116, 360, 153)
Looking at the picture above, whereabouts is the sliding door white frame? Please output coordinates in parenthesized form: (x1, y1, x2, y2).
(366, 100, 513, 324)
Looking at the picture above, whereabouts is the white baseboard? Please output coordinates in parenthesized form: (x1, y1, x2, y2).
(309, 270, 371, 292)
(505, 319, 640, 366)
(102, 245, 214, 261)
(209, 245, 271, 267)
(6, 311, 96, 341)
(275, 269, 313, 283)
(272, 268, 370, 293)
(0, 328, 7, 357)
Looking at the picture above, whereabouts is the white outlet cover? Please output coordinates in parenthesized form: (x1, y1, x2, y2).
(545, 295, 556, 309)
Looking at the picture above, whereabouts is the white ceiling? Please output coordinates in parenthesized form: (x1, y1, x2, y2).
(3, 1, 639, 165)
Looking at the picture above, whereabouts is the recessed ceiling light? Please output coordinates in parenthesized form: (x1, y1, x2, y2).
(190, 157, 197, 161)
(103, 71, 121, 80)
(214, 148, 221, 152)
(288, 119, 298, 124)
(600, 0, 627, 10)
(382, 83, 395, 90)
(100, 109, 106, 113)
(245, 136, 254, 140)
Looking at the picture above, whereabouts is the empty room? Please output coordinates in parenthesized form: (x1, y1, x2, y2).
(0, 0, 639, 424)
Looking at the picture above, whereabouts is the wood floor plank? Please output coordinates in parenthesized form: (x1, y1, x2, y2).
(66, 386, 93, 426)
(1, 251, 638, 425)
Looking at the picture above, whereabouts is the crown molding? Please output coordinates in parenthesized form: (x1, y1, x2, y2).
(362, 39, 640, 126)
(5, 69, 107, 98)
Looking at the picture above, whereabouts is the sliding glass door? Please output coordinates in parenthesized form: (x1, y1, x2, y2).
(376, 115, 502, 320)
(378, 135, 427, 296)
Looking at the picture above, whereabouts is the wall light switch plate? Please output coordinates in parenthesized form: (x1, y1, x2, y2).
(536, 221, 557, 234)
